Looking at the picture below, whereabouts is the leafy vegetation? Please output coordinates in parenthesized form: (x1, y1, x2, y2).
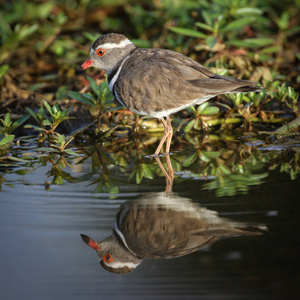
(0, 0, 299, 193)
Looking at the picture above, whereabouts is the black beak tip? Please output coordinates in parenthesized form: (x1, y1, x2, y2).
(75, 66, 84, 74)
(80, 234, 88, 241)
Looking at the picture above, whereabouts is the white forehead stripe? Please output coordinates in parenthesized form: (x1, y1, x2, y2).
(96, 38, 133, 50)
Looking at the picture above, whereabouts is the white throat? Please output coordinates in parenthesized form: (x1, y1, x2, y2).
(113, 220, 137, 257)
(108, 54, 131, 92)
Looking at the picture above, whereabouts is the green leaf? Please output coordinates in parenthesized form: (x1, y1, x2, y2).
(4, 113, 11, 125)
(184, 119, 195, 133)
(59, 108, 73, 118)
(43, 100, 53, 115)
(131, 39, 151, 48)
(136, 166, 144, 184)
(68, 91, 95, 106)
(34, 147, 60, 153)
(24, 124, 45, 132)
(53, 175, 64, 185)
(186, 106, 197, 114)
(261, 46, 281, 53)
(286, 25, 300, 36)
(0, 64, 9, 80)
(201, 106, 219, 115)
(219, 164, 231, 175)
(4, 156, 29, 162)
(183, 152, 197, 167)
(199, 152, 212, 163)
(81, 93, 95, 100)
(169, 27, 207, 38)
(195, 22, 214, 32)
(142, 164, 154, 179)
(29, 82, 49, 92)
(235, 8, 263, 15)
(128, 170, 136, 182)
(109, 185, 119, 195)
(202, 10, 213, 26)
(0, 135, 14, 146)
(221, 17, 255, 32)
(52, 104, 58, 114)
(43, 120, 53, 126)
(226, 38, 274, 48)
(26, 107, 39, 123)
(205, 36, 217, 49)
(206, 151, 221, 159)
(86, 76, 101, 97)
(56, 85, 69, 100)
(197, 102, 210, 114)
(18, 24, 39, 41)
(11, 114, 30, 131)
(95, 181, 104, 193)
(57, 134, 65, 144)
(83, 32, 99, 43)
(64, 149, 80, 156)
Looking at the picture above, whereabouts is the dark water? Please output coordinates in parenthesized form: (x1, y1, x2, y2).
(1, 146, 300, 300)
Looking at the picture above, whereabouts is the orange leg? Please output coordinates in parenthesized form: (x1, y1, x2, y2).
(155, 154, 174, 194)
(165, 116, 173, 155)
(154, 116, 173, 156)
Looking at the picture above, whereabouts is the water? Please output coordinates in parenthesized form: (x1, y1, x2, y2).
(1, 142, 300, 300)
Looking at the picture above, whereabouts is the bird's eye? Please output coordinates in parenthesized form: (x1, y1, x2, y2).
(103, 253, 113, 263)
(96, 49, 106, 57)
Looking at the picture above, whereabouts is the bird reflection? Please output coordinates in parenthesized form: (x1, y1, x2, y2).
(81, 156, 266, 274)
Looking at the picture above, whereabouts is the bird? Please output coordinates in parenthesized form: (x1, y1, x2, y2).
(76, 33, 262, 156)
(81, 192, 267, 274)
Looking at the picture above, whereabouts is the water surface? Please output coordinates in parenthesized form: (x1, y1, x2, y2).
(1, 143, 300, 300)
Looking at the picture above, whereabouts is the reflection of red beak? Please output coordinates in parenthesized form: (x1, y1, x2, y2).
(76, 58, 93, 72)
(81, 234, 100, 250)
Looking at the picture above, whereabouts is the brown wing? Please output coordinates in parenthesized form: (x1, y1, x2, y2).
(119, 205, 218, 259)
(114, 48, 261, 114)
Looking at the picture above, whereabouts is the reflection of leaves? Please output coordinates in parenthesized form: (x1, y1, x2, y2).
(183, 152, 197, 167)
(129, 163, 156, 184)
(94, 173, 119, 195)
(45, 158, 77, 185)
(2, 129, 300, 198)
(278, 153, 300, 180)
(203, 173, 268, 197)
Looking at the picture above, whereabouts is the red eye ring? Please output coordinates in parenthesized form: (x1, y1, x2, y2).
(103, 253, 113, 263)
(96, 49, 106, 57)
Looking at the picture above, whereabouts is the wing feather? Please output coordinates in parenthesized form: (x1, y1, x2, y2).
(114, 48, 261, 115)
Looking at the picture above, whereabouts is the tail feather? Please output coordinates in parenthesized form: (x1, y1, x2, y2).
(231, 85, 263, 93)
(212, 74, 263, 93)
(187, 74, 263, 95)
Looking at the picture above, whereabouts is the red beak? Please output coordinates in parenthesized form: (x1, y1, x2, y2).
(76, 58, 93, 72)
(81, 234, 100, 250)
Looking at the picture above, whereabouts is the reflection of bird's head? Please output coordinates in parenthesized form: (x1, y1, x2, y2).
(81, 234, 142, 274)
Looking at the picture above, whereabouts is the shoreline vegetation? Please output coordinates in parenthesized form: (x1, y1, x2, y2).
(0, 0, 299, 192)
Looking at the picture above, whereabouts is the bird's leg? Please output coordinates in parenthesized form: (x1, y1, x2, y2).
(155, 154, 174, 194)
(154, 117, 169, 156)
(165, 116, 173, 155)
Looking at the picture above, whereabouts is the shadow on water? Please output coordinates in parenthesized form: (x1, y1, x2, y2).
(1, 135, 300, 299)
